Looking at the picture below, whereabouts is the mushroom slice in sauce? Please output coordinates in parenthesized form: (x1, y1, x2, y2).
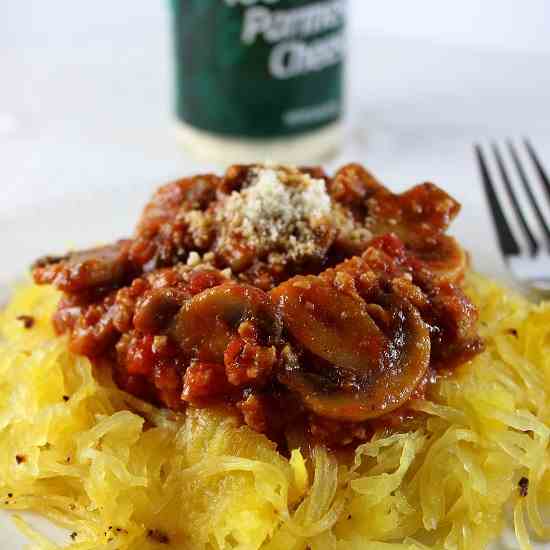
(272, 277, 430, 421)
(171, 283, 282, 363)
(409, 234, 468, 284)
(33, 240, 132, 293)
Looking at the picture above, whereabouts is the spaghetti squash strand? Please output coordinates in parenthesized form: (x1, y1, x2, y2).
(1, 275, 550, 549)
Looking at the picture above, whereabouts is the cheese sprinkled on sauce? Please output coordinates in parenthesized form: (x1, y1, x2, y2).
(217, 167, 331, 261)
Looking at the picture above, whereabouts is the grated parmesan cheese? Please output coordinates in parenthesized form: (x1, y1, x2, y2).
(186, 251, 201, 267)
(216, 166, 332, 262)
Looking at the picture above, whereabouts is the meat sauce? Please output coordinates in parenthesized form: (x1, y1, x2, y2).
(33, 164, 483, 449)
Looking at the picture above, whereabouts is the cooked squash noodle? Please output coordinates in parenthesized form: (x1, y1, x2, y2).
(1, 273, 550, 549)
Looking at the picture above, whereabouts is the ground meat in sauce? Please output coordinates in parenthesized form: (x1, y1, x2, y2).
(32, 163, 484, 449)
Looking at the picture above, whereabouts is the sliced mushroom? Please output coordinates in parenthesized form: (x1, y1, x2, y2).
(171, 283, 282, 363)
(32, 240, 131, 293)
(271, 277, 386, 373)
(366, 183, 461, 241)
(272, 277, 430, 422)
(133, 287, 189, 333)
(409, 235, 468, 284)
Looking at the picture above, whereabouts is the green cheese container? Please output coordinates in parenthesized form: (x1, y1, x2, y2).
(170, 0, 346, 164)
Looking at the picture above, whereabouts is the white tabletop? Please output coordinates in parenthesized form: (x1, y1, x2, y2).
(2, 0, 550, 290)
(2, 1, 550, 293)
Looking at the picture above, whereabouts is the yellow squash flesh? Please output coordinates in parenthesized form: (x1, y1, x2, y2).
(0, 275, 550, 549)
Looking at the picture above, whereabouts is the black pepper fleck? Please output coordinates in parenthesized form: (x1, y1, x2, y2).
(15, 454, 26, 464)
(8, 493, 13, 498)
(16, 315, 35, 329)
(70, 532, 78, 540)
(518, 476, 529, 497)
(62, 395, 70, 402)
(147, 529, 170, 544)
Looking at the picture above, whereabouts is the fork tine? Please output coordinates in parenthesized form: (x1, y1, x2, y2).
(492, 142, 538, 256)
(524, 138, 550, 207)
(507, 140, 550, 246)
(475, 144, 520, 257)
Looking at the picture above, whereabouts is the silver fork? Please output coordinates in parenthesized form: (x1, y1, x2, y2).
(475, 139, 550, 292)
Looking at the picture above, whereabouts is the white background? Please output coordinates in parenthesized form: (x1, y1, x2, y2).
(352, 0, 550, 54)
(2, 1, 550, 547)
(2, 0, 550, 286)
